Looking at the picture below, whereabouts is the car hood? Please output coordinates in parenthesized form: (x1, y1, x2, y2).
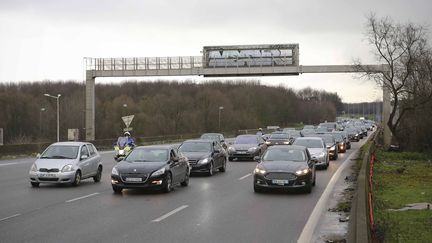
(34, 158, 76, 169)
(180, 152, 211, 161)
(115, 161, 165, 174)
(261, 161, 306, 172)
(308, 148, 326, 156)
(231, 144, 258, 150)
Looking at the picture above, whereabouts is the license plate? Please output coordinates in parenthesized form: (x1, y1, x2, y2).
(39, 173, 56, 177)
(272, 179, 289, 185)
(125, 177, 142, 182)
(237, 151, 247, 154)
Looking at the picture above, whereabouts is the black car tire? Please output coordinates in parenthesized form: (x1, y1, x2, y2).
(163, 173, 173, 193)
(228, 157, 234, 161)
(180, 171, 189, 187)
(93, 166, 102, 182)
(208, 162, 214, 176)
(312, 173, 316, 186)
(72, 171, 81, 187)
(305, 181, 312, 193)
(31, 182, 39, 187)
(112, 185, 122, 194)
(254, 185, 264, 193)
(219, 159, 227, 172)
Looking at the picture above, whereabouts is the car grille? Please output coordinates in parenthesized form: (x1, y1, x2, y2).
(188, 160, 198, 165)
(120, 173, 149, 183)
(38, 178, 59, 182)
(265, 172, 296, 180)
(39, 168, 60, 173)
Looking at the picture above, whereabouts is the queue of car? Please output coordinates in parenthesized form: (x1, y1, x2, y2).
(28, 119, 373, 195)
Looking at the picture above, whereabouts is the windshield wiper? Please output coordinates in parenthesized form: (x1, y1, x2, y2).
(132, 160, 150, 162)
(50, 155, 71, 159)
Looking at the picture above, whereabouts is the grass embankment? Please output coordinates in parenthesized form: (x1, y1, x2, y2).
(373, 149, 432, 242)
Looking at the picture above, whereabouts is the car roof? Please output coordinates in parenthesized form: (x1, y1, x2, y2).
(295, 137, 323, 141)
(201, 133, 222, 136)
(183, 139, 213, 144)
(237, 134, 258, 137)
(267, 145, 307, 151)
(134, 145, 175, 150)
(50, 141, 88, 146)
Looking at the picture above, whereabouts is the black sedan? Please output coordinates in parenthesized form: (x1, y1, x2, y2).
(228, 135, 267, 161)
(253, 145, 316, 193)
(265, 133, 291, 146)
(178, 139, 226, 176)
(111, 145, 190, 193)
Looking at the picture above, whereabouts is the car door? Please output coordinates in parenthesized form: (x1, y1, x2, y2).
(169, 149, 182, 183)
(213, 142, 224, 168)
(86, 144, 99, 175)
(78, 145, 91, 177)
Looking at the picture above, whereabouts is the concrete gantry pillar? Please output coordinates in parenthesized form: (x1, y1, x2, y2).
(85, 71, 95, 141)
(382, 84, 392, 147)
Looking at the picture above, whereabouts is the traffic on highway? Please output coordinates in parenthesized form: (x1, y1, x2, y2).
(0, 118, 375, 242)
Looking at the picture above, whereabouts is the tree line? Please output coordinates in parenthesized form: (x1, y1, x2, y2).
(0, 80, 342, 144)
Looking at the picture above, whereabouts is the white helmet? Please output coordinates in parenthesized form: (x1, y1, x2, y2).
(124, 131, 131, 136)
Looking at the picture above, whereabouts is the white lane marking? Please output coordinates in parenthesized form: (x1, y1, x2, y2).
(238, 173, 252, 180)
(0, 162, 20, 166)
(297, 137, 369, 243)
(0, 214, 21, 222)
(65, 192, 100, 203)
(152, 205, 189, 222)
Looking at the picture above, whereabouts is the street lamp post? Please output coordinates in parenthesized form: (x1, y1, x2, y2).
(39, 108, 46, 141)
(218, 106, 224, 132)
(44, 93, 61, 142)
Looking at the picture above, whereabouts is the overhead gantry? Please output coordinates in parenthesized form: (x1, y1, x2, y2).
(84, 44, 391, 144)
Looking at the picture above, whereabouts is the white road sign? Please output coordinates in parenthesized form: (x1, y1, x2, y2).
(122, 115, 134, 128)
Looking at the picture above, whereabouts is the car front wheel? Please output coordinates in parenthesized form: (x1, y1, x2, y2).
(93, 166, 102, 182)
(180, 170, 189, 187)
(31, 182, 39, 187)
(163, 173, 173, 193)
(72, 171, 81, 186)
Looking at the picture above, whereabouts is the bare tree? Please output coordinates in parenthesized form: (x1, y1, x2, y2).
(356, 13, 432, 144)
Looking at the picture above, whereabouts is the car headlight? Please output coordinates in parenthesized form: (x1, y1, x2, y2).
(118, 149, 125, 155)
(248, 147, 258, 152)
(30, 163, 38, 172)
(151, 167, 166, 177)
(265, 141, 271, 145)
(329, 145, 336, 151)
(254, 165, 267, 175)
(198, 158, 210, 164)
(111, 167, 119, 176)
(283, 141, 290, 145)
(61, 164, 73, 172)
(295, 168, 310, 176)
(228, 147, 235, 152)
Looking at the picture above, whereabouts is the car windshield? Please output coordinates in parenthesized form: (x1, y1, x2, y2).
(333, 134, 343, 142)
(293, 139, 323, 148)
(263, 148, 306, 162)
(235, 136, 258, 144)
(40, 145, 79, 159)
(269, 133, 289, 139)
(125, 148, 169, 162)
(320, 136, 334, 143)
(179, 142, 212, 152)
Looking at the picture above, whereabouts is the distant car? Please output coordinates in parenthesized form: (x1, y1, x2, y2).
(319, 122, 337, 132)
(315, 134, 338, 160)
(329, 133, 346, 153)
(345, 127, 360, 142)
(253, 145, 316, 193)
(265, 133, 291, 146)
(111, 145, 190, 193)
(178, 139, 226, 175)
(303, 125, 315, 130)
(315, 126, 328, 134)
(228, 135, 267, 161)
(292, 137, 329, 169)
(282, 128, 296, 133)
(301, 128, 316, 136)
(333, 131, 351, 149)
(200, 133, 227, 149)
(29, 142, 102, 187)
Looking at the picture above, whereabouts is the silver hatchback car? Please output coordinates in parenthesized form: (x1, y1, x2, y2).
(29, 142, 102, 187)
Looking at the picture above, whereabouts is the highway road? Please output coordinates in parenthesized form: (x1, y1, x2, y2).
(0, 138, 367, 243)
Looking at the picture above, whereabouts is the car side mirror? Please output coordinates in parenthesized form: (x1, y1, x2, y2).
(254, 156, 261, 162)
(80, 154, 89, 160)
(36, 153, 41, 158)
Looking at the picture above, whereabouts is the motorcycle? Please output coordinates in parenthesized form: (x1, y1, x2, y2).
(114, 137, 134, 162)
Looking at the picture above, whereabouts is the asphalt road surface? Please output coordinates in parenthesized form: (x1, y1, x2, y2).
(0, 138, 367, 243)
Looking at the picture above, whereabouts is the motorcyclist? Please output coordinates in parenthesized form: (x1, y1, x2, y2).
(123, 131, 135, 147)
(256, 128, 263, 136)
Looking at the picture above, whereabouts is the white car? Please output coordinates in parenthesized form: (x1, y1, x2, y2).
(29, 142, 102, 187)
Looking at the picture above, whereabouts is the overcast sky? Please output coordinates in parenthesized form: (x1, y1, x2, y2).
(0, 0, 431, 102)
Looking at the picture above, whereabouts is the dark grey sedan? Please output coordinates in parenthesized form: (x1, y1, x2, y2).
(253, 145, 316, 193)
